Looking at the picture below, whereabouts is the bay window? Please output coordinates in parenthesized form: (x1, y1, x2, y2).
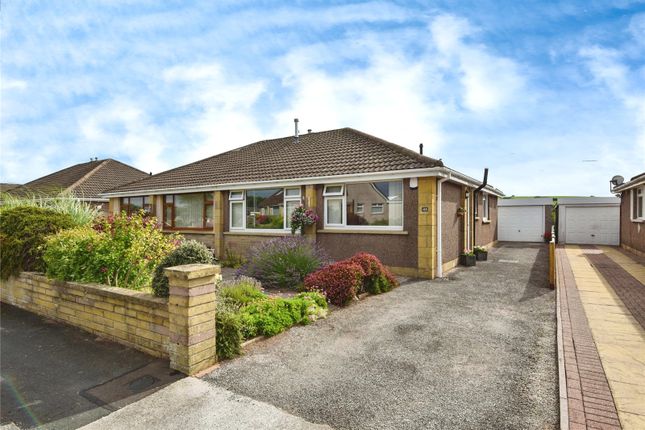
(632, 186, 644, 221)
(324, 181, 403, 229)
(163, 193, 213, 229)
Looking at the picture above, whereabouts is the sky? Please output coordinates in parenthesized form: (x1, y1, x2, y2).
(1, 1, 644, 196)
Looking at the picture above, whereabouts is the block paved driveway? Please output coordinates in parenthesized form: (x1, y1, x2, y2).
(207, 243, 558, 430)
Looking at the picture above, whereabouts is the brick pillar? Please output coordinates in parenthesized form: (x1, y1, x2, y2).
(212, 191, 225, 259)
(165, 264, 220, 375)
(417, 177, 437, 278)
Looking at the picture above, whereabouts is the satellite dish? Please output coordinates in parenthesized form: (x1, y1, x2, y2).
(610, 175, 624, 186)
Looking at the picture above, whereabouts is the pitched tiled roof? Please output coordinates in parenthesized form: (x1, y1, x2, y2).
(11, 159, 149, 200)
(107, 128, 443, 194)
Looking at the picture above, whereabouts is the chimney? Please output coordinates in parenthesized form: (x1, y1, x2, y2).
(294, 118, 299, 144)
(419, 143, 424, 155)
(307, 129, 312, 134)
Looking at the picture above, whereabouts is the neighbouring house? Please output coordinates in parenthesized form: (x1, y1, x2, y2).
(101, 128, 504, 278)
(6, 159, 150, 213)
(0, 183, 21, 193)
(612, 172, 645, 256)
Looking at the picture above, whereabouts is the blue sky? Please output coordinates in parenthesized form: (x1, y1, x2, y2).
(2, 1, 644, 196)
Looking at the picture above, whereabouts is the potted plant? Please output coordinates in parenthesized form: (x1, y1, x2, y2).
(543, 231, 552, 243)
(474, 246, 488, 261)
(290, 205, 319, 235)
(460, 249, 476, 267)
(456, 207, 466, 216)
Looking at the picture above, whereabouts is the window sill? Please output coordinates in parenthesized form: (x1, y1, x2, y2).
(482, 219, 491, 224)
(630, 219, 644, 223)
(224, 231, 292, 236)
(317, 229, 408, 235)
(163, 229, 213, 233)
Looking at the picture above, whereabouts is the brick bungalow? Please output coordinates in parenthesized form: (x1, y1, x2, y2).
(612, 171, 645, 256)
(7, 158, 150, 214)
(102, 128, 504, 278)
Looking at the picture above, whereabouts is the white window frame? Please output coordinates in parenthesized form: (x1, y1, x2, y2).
(322, 180, 404, 230)
(229, 190, 245, 230)
(371, 203, 384, 214)
(229, 187, 304, 232)
(482, 193, 490, 221)
(356, 203, 364, 214)
(284, 187, 302, 230)
(631, 186, 644, 222)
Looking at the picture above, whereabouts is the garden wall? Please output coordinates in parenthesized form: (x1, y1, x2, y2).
(1, 264, 220, 375)
(1, 272, 170, 357)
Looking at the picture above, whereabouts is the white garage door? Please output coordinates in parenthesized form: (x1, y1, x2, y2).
(564, 206, 619, 245)
(498, 206, 544, 242)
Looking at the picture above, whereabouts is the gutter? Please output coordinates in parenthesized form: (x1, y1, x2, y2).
(472, 168, 489, 249)
(99, 167, 505, 199)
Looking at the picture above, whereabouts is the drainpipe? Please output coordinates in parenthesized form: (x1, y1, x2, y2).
(436, 176, 448, 278)
(472, 168, 489, 249)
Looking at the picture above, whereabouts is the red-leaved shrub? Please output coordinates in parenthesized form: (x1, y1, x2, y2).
(348, 252, 399, 294)
(304, 261, 364, 306)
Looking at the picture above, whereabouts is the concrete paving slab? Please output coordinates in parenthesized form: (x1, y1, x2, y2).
(80, 378, 331, 430)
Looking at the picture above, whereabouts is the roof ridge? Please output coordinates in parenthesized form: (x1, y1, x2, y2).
(343, 128, 443, 167)
(68, 159, 111, 196)
(102, 158, 149, 175)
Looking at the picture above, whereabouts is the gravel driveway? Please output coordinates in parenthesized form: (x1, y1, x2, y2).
(206, 243, 558, 429)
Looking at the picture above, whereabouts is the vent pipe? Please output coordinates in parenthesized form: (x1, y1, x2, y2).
(294, 118, 299, 144)
(419, 143, 424, 155)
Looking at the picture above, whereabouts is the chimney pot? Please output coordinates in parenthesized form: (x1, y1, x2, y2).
(419, 143, 424, 155)
(308, 129, 312, 134)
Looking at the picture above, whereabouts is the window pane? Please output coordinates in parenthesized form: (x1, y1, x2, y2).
(286, 200, 300, 229)
(346, 181, 402, 226)
(285, 188, 301, 197)
(326, 199, 342, 225)
(230, 191, 244, 201)
(246, 188, 284, 229)
(231, 202, 244, 228)
(324, 185, 343, 196)
(634, 190, 639, 219)
(174, 193, 204, 228)
(205, 204, 213, 228)
(164, 206, 172, 227)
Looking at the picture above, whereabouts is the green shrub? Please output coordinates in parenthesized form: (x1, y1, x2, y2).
(239, 292, 328, 338)
(220, 248, 245, 268)
(218, 276, 264, 306)
(216, 302, 243, 360)
(43, 212, 178, 290)
(0, 190, 100, 226)
(238, 236, 328, 289)
(151, 240, 214, 297)
(0, 206, 76, 279)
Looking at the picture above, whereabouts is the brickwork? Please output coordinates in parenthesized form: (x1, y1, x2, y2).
(584, 251, 645, 330)
(1, 264, 221, 375)
(165, 264, 218, 375)
(1, 273, 169, 358)
(556, 247, 622, 429)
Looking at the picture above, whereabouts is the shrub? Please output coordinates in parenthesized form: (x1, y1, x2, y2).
(152, 240, 214, 297)
(0, 190, 100, 226)
(43, 212, 178, 290)
(216, 302, 243, 360)
(304, 261, 364, 306)
(238, 292, 328, 338)
(218, 276, 264, 306)
(220, 248, 246, 268)
(237, 236, 328, 289)
(0, 206, 76, 279)
(348, 252, 399, 294)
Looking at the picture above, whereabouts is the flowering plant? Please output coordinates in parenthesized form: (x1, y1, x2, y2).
(543, 231, 552, 243)
(461, 248, 475, 256)
(290, 205, 319, 235)
(473, 246, 487, 254)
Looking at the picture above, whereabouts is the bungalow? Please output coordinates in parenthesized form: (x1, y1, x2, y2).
(611, 172, 645, 256)
(6, 158, 150, 214)
(101, 127, 504, 278)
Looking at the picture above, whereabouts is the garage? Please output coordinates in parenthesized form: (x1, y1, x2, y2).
(498, 198, 551, 242)
(558, 197, 620, 245)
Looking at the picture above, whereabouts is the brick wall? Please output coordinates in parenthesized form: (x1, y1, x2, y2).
(1, 273, 170, 357)
(1, 265, 220, 376)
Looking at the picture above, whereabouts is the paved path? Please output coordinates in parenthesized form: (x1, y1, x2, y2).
(561, 245, 645, 429)
(206, 244, 557, 429)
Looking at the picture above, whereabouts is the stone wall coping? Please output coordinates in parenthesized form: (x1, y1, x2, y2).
(18, 272, 167, 309)
(164, 264, 220, 281)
